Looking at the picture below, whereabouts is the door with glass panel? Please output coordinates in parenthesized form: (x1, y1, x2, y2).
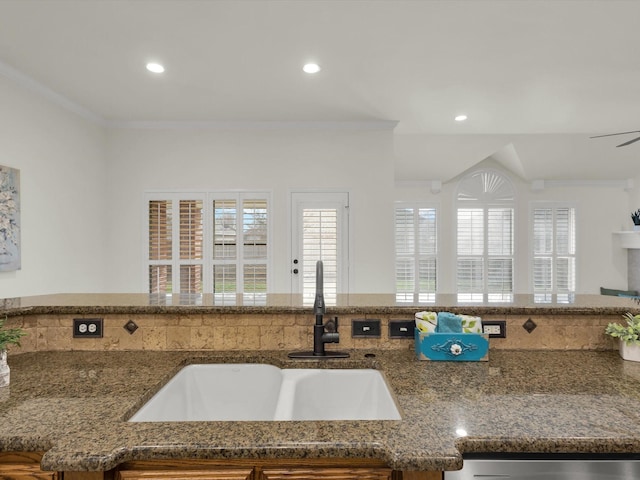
(291, 192, 349, 303)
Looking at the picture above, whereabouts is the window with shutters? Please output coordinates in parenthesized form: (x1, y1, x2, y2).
(394, 204, 437, 302)
(532, 204, 576, 302)
(456, 170, 514, 302)
(146, 192, 269, 299)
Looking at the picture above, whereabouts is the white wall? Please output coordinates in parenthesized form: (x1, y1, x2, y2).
(0, 76, 107, 297)
(103, 126, 397, 293)
(0, 73, 633, 297)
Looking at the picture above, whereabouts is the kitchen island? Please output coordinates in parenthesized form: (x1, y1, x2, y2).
(0, 348, 640, 476)
(0, 293, 639, 477)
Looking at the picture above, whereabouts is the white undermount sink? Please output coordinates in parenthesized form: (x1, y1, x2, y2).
(128, 363, 401, 422)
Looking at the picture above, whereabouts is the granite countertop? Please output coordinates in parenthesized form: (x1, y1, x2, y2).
(2, 349, 640, 473)
(2, 293, 640, 316)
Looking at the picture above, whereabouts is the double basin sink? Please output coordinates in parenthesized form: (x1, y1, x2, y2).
(129, 363, 401, 422)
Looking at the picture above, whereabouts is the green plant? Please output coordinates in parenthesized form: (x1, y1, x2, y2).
(605, 313, 640, 345)
(0, 316, 26, 351)
(632, 210, 640, 226)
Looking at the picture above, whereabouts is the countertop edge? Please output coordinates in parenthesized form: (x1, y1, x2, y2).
(2, 305, 638, 317)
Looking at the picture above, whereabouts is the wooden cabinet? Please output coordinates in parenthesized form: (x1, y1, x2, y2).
(0, 452, 58, 480)
(113, 459, 407, 480)
(115, 467, 253, 480)
(0, 456, 440, 480)
(257, 465, 392, 480)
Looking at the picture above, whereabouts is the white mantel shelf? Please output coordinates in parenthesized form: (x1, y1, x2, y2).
(613, 231, 640, 249)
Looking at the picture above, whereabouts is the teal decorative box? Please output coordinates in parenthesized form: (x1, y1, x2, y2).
(415, 328, 489, 361)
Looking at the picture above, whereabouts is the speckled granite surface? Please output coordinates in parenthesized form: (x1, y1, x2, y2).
(2, 293, 640, 316)
(2, 349, 640, 472)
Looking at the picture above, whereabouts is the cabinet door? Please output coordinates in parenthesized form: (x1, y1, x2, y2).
(0, 464, 58, 480)
(0, 452, 58, 480)
(258, 467, 392, 480)
(116, 468, 253, 480)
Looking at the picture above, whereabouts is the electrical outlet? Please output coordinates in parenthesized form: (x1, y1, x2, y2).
(482, 320, 506, 338)
(352, 319, 381, 338)
(73, 318, 103, 338)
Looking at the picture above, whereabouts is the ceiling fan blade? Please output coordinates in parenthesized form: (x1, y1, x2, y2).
(590, 130, 640, 139)
(617, 135, 640, 147)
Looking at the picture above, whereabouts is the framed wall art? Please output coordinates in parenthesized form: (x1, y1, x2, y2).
(0, 165, 20, 272)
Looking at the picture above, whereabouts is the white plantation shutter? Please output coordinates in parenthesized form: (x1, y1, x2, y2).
(533, 205, 576, 299)
(395, 206, 437, 302)
(302, 208, 338, 303)
(179, 200, 203, 294)
(487, 208, 513, 301)
(456, 171, 515, 302)
(146, 192, 269, 296)
(457, 209, 484, 255)
(212, 198, 237, 297)
(148, 200, 172, 294)
(395, 208, 414, 297)
(242, 199, 268, 297)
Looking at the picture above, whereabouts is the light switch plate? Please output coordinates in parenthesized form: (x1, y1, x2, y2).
(389, 320, 414, 338)
(352, 319, 381, 338)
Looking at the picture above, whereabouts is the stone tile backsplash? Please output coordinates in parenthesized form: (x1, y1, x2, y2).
(2, 312, 619, 353)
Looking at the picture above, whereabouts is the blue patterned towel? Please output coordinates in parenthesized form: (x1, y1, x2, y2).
(435, 311, 463, 333)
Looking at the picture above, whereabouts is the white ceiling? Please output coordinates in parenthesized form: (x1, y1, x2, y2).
(1, 0, 640, 181)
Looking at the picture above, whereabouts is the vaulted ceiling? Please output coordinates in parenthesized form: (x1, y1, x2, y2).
(1, 0, 639, 181)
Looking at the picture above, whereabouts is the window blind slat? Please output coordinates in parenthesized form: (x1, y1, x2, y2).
(456, 257, 484, 293)
(149, 265, 172, 294)
(213, 200, 237, 260)
(148, 200, 172, 260)
(487, 208, 513, 256)
(243, 199, 268, 259)
(457, 209, 484, 255)
(418, 208, 437, 255)
(179, 200, 203, 260)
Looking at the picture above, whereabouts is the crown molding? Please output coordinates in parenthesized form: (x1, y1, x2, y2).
(105, 119, 399, 131)
(0, 59, 105, 125)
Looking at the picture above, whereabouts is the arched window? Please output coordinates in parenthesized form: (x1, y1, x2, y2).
(456, 170, 514, 302)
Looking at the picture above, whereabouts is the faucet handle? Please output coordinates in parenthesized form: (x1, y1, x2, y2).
(325, 317, 339, 333)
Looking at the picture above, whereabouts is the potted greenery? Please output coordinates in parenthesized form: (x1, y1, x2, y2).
(605, 313, 640, 361)
(0, 316, 26, 387)
(632, 210, 640, 231)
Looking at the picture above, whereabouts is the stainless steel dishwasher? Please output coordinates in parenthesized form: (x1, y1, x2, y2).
(444, 455, 640, 479)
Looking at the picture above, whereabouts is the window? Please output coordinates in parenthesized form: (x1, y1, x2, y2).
(146, 192, 269, 299)
(532, 205, 576, 302)
(456, 171, 514, 302)
(394, 205, 437, 302)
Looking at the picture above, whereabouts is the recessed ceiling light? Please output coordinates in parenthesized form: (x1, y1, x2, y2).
(146, 62, 165, 74)
(303, 63, 321, 74)
(455, 114, 468, 122)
